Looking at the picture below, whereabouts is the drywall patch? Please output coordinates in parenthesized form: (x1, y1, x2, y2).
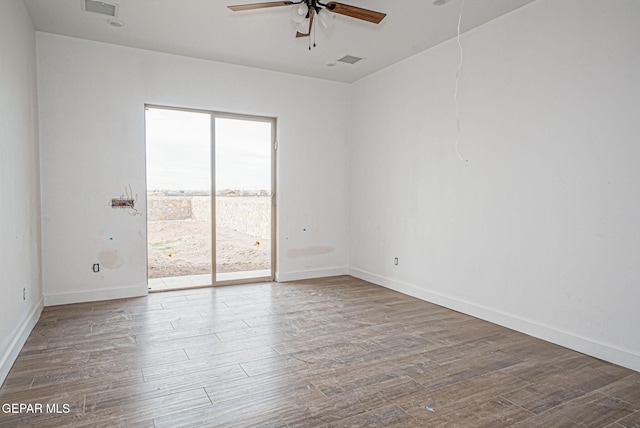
(286, 246, 334, 259)
(98, 249, 122, 269)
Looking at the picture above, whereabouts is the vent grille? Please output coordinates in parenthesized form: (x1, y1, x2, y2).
(82, 0, 118, 17)
(337, 55, 364, 65)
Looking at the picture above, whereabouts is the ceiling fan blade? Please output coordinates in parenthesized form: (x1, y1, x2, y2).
(228, 1, 295, 12)
(325, 2, 386, 24)
(295, 9, 314, 38)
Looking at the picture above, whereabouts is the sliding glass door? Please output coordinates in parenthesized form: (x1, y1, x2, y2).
(146, 106, 275, 290)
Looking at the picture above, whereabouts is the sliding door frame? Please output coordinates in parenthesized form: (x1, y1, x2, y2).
(145, 104, 277, 287)
(212, 111, 276, 286)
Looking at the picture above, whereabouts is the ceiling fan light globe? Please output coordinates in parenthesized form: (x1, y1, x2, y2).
(295, 18, 310, 32)
(290, 4, 308, 23)
(318, 8, 336, 28)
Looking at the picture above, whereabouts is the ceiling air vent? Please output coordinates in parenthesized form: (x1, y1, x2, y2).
(82, 0, 118, 17)
(337, 55, 364, 65)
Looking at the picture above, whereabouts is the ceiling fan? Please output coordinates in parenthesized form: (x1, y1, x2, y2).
(228, 1, 386, 41)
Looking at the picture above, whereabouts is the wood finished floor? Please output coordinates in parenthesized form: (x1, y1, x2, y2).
(1, 276, 638, 427)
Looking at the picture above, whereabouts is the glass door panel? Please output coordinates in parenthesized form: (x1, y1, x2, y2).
(214, 117, 273, 283)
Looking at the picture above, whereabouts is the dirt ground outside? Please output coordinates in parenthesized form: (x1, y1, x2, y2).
(147, 219, 271, 279)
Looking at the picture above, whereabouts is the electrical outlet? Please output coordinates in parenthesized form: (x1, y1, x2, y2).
(23, 288, 26, 300)
(394, 257, 398, 266)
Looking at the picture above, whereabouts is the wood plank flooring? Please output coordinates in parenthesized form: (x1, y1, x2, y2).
(1, 276, 638, 427)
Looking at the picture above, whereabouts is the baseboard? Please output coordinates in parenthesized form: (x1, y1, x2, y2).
(276, 266, 349, 283)
(349, 267, 640, 372)
(0, 297, 43, 387)
(44, 283, 148, 306)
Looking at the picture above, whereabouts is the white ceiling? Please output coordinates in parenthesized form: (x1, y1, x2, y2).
(24, 0, 536, 83)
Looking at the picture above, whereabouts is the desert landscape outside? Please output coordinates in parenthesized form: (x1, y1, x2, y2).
(147, 192, 271, 279)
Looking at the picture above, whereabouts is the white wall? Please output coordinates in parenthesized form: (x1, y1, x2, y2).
(349, 0, 640, 371)
(0, 0, 43, 385)
(37, 33, 350, 305)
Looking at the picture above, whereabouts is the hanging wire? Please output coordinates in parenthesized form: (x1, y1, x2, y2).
(453, 0, 469, 163)
(125, 184, 143, 216)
